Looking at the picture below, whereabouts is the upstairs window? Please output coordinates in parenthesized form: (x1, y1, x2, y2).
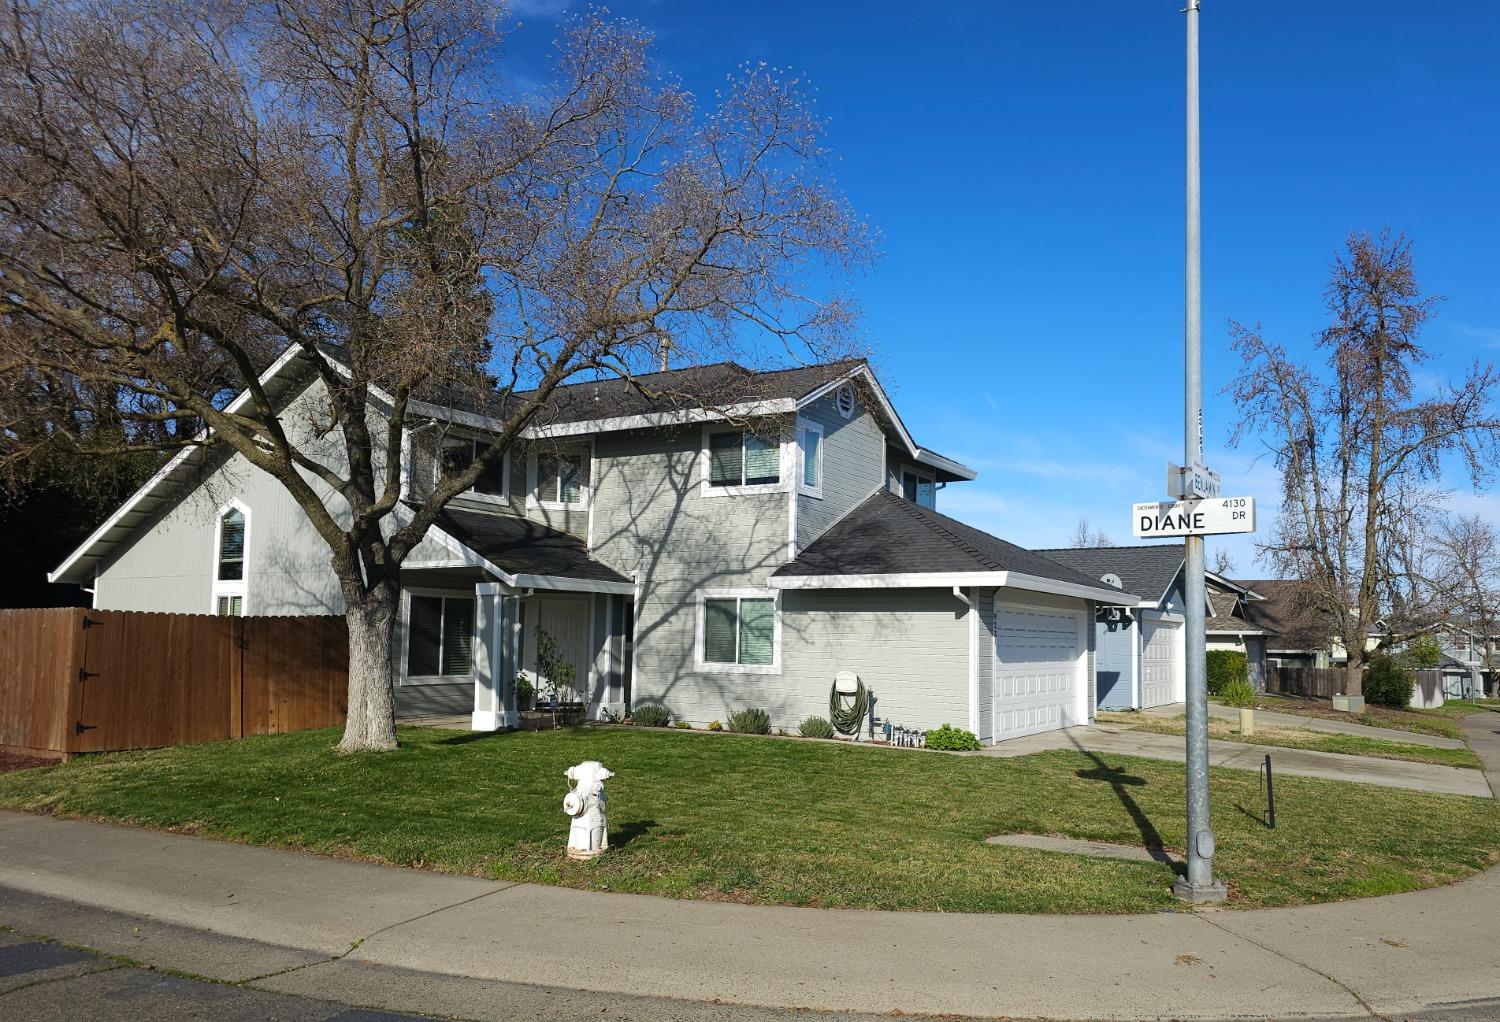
(217, 509, 245, 581)
(797, 420, 823, 497)
(212, 503, 248, 615)
(406, 593, 475, 679)
(440, 437, 507, 498)
(535, 451, 586, 507)
(708, 431, 780, 488)
(901, 469, 936, 510)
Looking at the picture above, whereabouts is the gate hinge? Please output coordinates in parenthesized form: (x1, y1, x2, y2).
(82, 616, 102, 629)
(78, 668, 100, 682)
(75, 721, 97, 735)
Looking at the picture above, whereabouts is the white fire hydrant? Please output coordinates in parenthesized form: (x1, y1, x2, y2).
(562, 760, 613, 860)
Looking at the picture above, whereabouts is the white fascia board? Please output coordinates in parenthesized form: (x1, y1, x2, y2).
(407, 398, 800, 439)
(769, 569, 1134, 605)
(1001, 571, 1144, 606)
(514, 573, 636, 596)
(915, 449, 978, 480)
(802, 366, 918, 458)
(796, 365, 978, 480)
(419, 524, 517, 586)
(49, 345, 306, 585)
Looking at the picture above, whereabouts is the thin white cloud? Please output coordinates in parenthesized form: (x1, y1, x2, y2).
(1454, 324, 1500, 348)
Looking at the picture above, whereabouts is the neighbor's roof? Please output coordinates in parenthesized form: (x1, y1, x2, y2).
(1031, 545, 1184, 607)
(771, 492, 1139, 604)
(1205, 590, 1265, 635)
(432, 507, 631, 589)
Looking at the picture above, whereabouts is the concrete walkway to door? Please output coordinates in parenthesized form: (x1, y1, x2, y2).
(979, 720, 1492, 797)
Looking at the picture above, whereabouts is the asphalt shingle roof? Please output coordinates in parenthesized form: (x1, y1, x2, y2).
(1206, 590, 1263, 634)
(426, 360, 868, 427)
(1030, 545, 1184, 605)
(773, 492, 1138, 599)
(434, 507, 630, 585)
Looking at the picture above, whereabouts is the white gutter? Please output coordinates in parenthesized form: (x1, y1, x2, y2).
(769, 569, 1136, 606)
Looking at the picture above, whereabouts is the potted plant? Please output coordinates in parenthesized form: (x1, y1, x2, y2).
(515, 673, 534, 712)
(1219, 678, 1257, 736)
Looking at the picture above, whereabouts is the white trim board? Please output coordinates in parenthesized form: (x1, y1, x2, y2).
(769, 570, 1135, 606)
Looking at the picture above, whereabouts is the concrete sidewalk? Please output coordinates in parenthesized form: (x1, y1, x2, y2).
(1144, 701, 1468, 750)
(3, 802, 1500, 1021)
(981, 722, 1492, 797)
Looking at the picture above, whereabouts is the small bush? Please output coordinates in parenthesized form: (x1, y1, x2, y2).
(707, 719, 724, 732)
(1218, 678, 1257, 708)
(925, 724, 981, 751)
(674, 720, 693, 729)
(1364, 653, 1415, 709)
(798, 716, 835, 739)
(1206, 650, 1249, 696)
(632, 704, 671, 728)
(727, 707, 771, 735)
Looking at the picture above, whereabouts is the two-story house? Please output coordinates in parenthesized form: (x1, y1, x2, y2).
(49, 350, 1134, 744)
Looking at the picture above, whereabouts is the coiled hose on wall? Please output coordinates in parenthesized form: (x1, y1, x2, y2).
(829, 677, 868, 735)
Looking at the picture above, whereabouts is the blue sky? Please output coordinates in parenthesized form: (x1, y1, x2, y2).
(502, 1, 1500, 576)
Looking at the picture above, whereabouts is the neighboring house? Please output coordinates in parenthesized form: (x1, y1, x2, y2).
(49, 351, 1133, 744)
(1234, 579, 1333, 671)
(1035, 546, 1273, 709)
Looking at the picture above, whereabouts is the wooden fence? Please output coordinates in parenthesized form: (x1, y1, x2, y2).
(0, 608, 347, 758)
(1265, 664, 1446, 704)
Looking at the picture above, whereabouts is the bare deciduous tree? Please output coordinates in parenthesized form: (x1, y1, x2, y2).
(0, 0, 870, 750)
(1211, 547, 1236, 577)
(1227, 231, 1500, 698)
(1435, 514, 1500, 695)
(1069, 517, 1113, 549)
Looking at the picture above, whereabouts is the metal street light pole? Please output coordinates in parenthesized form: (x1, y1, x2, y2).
(1173, 0, 1226, 905)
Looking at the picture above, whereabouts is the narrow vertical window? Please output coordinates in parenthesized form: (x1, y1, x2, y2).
(797, 420, 823, 496)
(212, 504, 248, 615)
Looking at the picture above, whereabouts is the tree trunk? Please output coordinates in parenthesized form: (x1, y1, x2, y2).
(339, 584, 400, 753)
(1343, 656, 1363, 698)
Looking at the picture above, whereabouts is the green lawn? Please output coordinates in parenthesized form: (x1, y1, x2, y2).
(1249, 695, 1474, 740)
(1, 726, 1496, 914)
(1100, 712, 1484, 769)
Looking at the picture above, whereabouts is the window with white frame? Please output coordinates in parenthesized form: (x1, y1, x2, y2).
(440, 436, 507, 498)
(533, 450, 587, 508)
(212, 504, 248, 616)
(797, 420, 823, 497)
(707, 430, 780, 489)
(900, 468, 936, 510)
(405, 593, 475, 679)
(697, 590, 779, 672)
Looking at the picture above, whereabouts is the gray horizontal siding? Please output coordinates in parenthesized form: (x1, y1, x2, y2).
(796, 389, 885, 549)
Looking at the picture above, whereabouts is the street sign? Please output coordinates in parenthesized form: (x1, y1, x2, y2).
(1133, 496, 1255, 538)
(1167, 460, 1221, 499)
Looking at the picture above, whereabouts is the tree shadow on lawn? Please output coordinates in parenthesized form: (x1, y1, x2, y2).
(1066, 734, 1184, 875)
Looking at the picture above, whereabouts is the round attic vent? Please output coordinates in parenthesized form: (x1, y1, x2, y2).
(834, 384, 856, 419)
(1101, 573, 1123, 589)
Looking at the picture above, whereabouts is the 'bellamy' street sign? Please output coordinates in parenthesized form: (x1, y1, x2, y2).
(1133, 496, 1255, 538)
(1167, 460, 1221, 499)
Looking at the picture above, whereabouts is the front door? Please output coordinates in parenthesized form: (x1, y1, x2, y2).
(530, 596, 591, 703)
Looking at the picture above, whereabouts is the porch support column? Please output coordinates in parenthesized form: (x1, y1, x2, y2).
(472, 583, 503, 731)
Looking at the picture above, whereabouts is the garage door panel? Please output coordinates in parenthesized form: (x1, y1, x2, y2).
(993, 606, 1082, 742)
(1141, 619, 1179, 708)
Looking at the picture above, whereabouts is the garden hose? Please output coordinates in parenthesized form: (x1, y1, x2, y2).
(829, 678, 868, 736)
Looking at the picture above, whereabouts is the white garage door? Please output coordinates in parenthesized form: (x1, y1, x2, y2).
(992, 604, 1084, 742)
(1141, 619, 1180, 708)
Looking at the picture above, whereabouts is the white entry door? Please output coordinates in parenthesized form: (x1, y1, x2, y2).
(1141, 619, 1181, 708)
(992, 604, 1085, 742)
(529, 596, 591, 702)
